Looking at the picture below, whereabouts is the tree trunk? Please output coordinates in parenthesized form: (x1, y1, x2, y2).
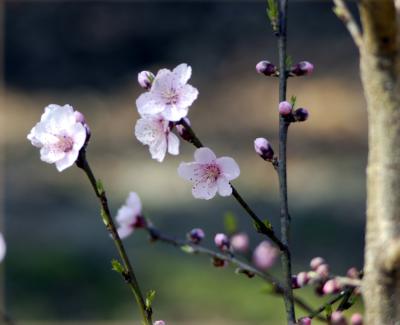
(358, 1, 400, 323)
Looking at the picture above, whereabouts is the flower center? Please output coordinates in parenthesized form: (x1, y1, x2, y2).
(203, 164, 220, 183)
(163, 88, 179, 105)
(56, 135, 74, 152)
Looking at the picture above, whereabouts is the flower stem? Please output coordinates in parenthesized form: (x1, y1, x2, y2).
(76, 150, 152, 325)
(179, 118, 286, 251)
(277, 0, 296, 323)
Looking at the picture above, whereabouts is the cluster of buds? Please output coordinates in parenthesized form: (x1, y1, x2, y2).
(292, 257, 362, 297)
(255, 60, 314, 77)
(297, 313, 363, 325)
(278, 100, 309, 122)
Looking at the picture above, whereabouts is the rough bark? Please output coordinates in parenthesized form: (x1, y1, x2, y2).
(358, 1, 400, 323)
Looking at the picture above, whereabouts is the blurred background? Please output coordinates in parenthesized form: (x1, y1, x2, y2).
(2, 0, 365, 324)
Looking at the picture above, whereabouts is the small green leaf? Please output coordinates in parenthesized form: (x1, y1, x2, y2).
(253, 219, 273, 234)
(111, 259, 124, 274)
(145, 290, 156, 309)
(181, 245, 195, 254)
(100, 208, 109, 226)
(285, 55, 293, 70)
(290, 95, 297, 108)
(96, 179, 105, 195)
(325, 304, 332, 318)
(224, 211, 237, 235)
(266, 0, 279, 33)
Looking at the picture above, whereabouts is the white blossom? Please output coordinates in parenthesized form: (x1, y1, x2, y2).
(27, 104, 87, 172)
(178, 147, 240, 200)
(136, 63, 198, 122)
(135, 114, 179, 162)
(116, 192, 143, 239)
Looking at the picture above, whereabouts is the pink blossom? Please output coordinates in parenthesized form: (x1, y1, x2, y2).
(214, 233, 230, 251)
(135, 114, 180, 162)
(316, 264, 330, 278)
(298, 317, 312, 325)
(231, 232, 249, 253)
(116, 192, 144, 239)
(331, 311, 348, 325)
(0, 233, 6, 263)
(136, 63, 199, 122)
(310, 257, 325, 270)
(177, 147, 240, 200)
(323, 279, 341, 294)
(279, 101, 292, 116)
(350, 313, 363, 325)
(253, 241, 278, 271)
(27, 104, 87, 172)
(296, 271, 309, 287)
(153, 321, 166, 325)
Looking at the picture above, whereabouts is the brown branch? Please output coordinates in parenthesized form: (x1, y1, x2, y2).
(333, 0, 363, 48)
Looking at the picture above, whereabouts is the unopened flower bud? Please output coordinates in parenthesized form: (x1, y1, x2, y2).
(188, 228, 205, 244)
(214, 233, 230, 251)
(279, 101, 292, 116)
(176, 117, 192, 142)
(331, 311, 347, 325)
(154, 321, 166, 325)
(212, 256, 228, 268)
(256, 60, 277, 76)
(298, 317, 312, 325)
(310, 257, 325, 270)
(323, 279, 341, 294)
(253, 241, 278, 271)
(230, 232, 249, 253)
(291, 61, 314, 76)
(347, 267, 360, 279)
(138, 71, 155, 90)
(74, 111, 86, 124)
(294, 108, 309, 122)
(254, 137, 274, 161)
(350, 313, 363, 325)
(297, 272, 309, 287)
(316, 264, 330, 278)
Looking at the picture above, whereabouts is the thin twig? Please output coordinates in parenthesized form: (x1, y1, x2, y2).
(277, 0, 296, 323)
(146, 225, 327, 322)
(333, 0, 363, 48)
(179, 118, 286, 251)
(76, 150, 152, 325)
(307, 288, 353, 320)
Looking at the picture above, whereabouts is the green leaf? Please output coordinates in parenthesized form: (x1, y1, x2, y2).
(325, 304, 332, 318)
(96, 179, 105, 195)
(266, 0, 279, 32)
(181, 245, 195, 254)
(290, 95, 297, 108)
(100, 208, 109, 226)
(285, 55, 293, 70)
(111, 259, 124, 274)
(145, 290, 156, 309)
(224, 212, 237, 235)
(253, 219, 273, 234)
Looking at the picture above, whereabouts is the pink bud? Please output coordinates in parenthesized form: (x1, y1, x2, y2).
(291, 61, 314, 76)
(350, 313, 363, 325)
(331, 311, 348, 325)
(347, 267, 359, 279)
(294, 108, 309, 122)
(230, 233, 249, 253)
(279, 101, 292, 116)
(154, 321, 166, 325)
(254, 137, 274, 161)
(138, 71, 155, 90)
(310, 257, 325, 270)
(74, 111, 86, 124)
(252, 241, 278, 271)
(322, 279, 341, 294)
(297, 272, 309, 287)
(176, 117, 192, 141)
(316, 264, 330, 278)
(214, 233, 230, 251)
(188, 228, 205, 244)
(298, 317, 312, 325)
(256, 60, 277, 76)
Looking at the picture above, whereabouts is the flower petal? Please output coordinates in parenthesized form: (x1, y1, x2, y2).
(149, 136, 167, 162)
(136, 92, 164, 116)
(117, 226, 134, 239)
(192, 182, 218, 200)
(161, 105, 188, 122)
(172, 63, 192, 85)
(167, 132, 180, 155)
(194, 147, 216, 163)
(217, 176, 232, 197)
(54, 149, 79, 172)
(0, 233, 6, 263)
(126, 192, 142, 216)
(177, 84, 199, 109)
(217, 157, 240, 180)
(177, 162, 201, 181)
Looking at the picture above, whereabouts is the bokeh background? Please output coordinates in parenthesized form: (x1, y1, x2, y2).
(3, 1, 365, 324)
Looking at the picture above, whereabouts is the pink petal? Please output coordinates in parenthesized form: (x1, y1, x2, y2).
(167, 132, 180, 155)
(172, 63, 192, 85)
(194, 147, 216, 163)
(192, 181, 218, 200)
(217, 176, 232, 197)
(178, 84, 199, 109)
(136, 92, 164, 116)
(117, 226, 134, 239)
(217, 157, 240, 180)
(55, 149, 79, 172)
(161, 105, 188, 122)
(177, 162, 201, 181)
(126, 192, 142, 216)
(149, 137, 167, 162)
